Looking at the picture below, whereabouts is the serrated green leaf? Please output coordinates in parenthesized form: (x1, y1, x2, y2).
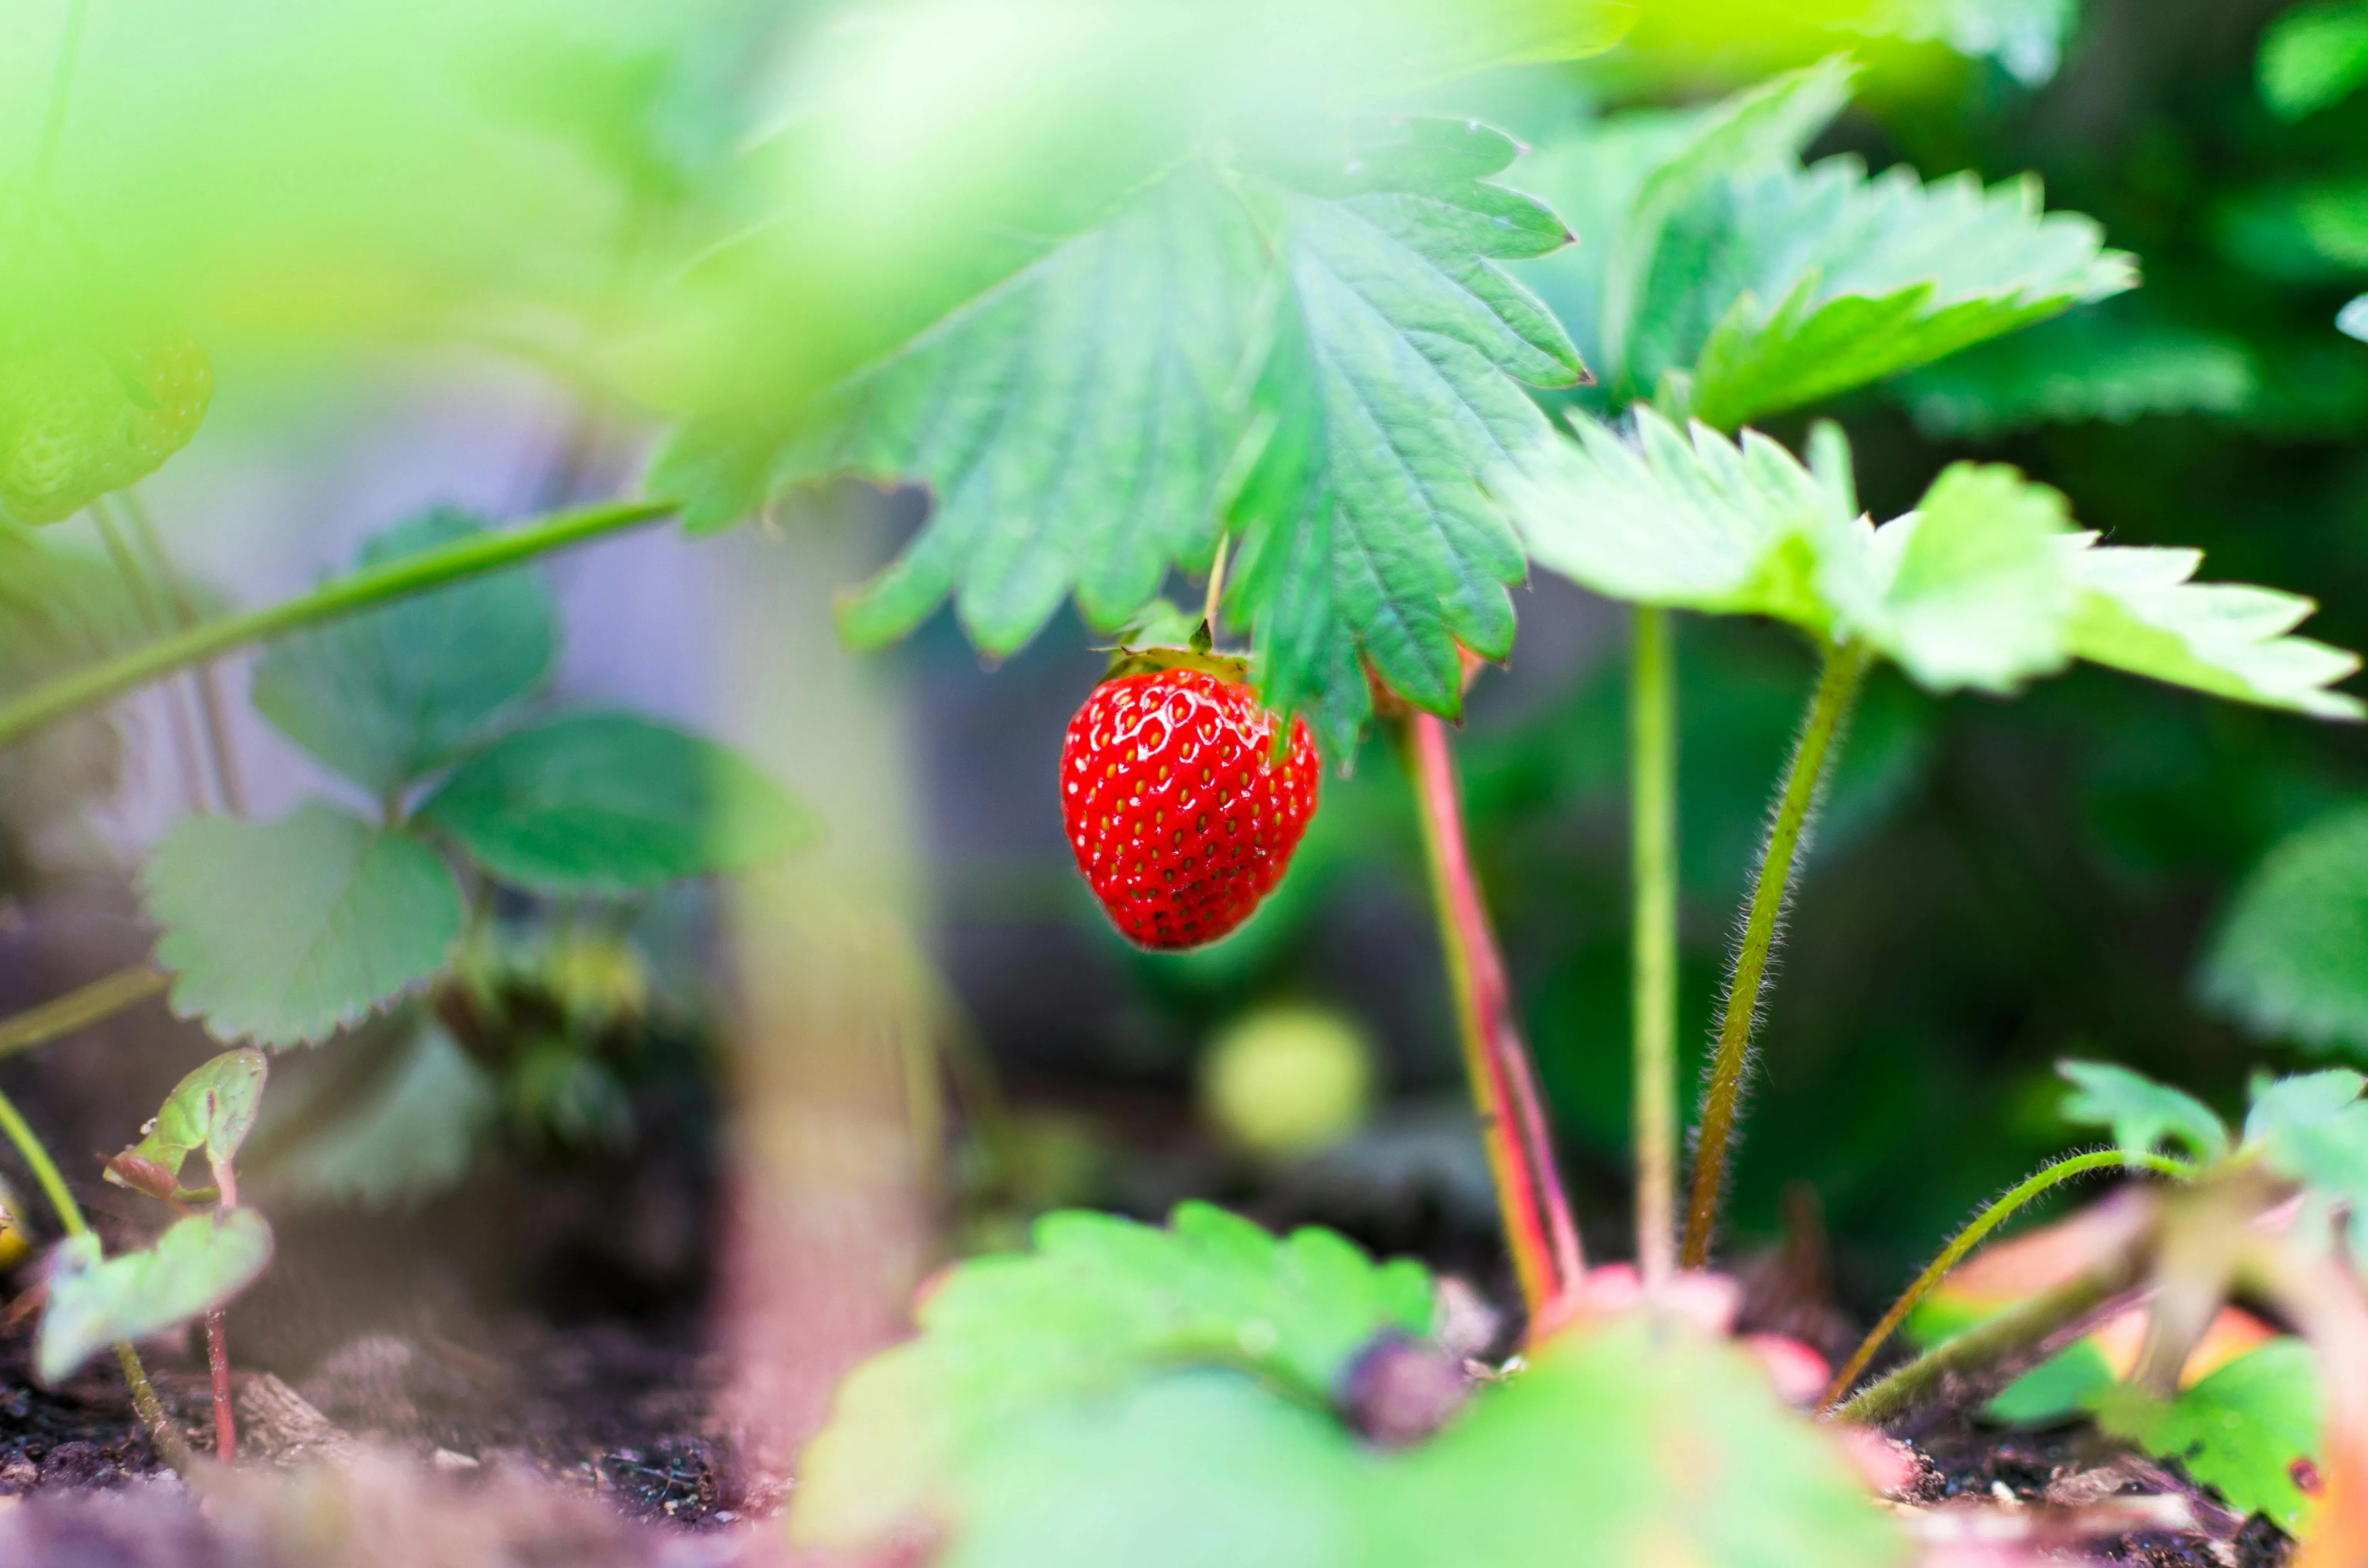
(664, 117, 1581, 753)
(796, 1201, 1435, 1550)
(36, 1210, 274, 1385)
(1898, 308, 2259, 438)
(2059, 536, 2365, 719)
(145, 803, 466, 1049)
(2200, 805, 2368, 1054)
(1503, 410, 2364, 716)
(109, 1049, 269, 1191)
(419, 712, 810, 893)
(1673, 159, 2134, 428)
(2261, 1, 2368, 119)
(254, 1021, 498, 1210)
(1819, 462, 2078, 694)
(249, 508, 557, 793)
(2057, 1059, 2229, 1166)
(2090, 1339, 2323, 1534)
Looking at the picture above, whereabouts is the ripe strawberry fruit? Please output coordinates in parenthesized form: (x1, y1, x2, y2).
(1061, 663, 1320, 950)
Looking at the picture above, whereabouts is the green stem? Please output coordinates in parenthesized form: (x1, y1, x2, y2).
(0, 497, 676, 751)
(1630, 607, 1678, 1286)
(1682, 638, 1867, 1268)
(1404, 713, 1584, 1316)
(0, 1081, 187, 1467)
(1822, 1148, 2191, 1408)
(0, 964, 166, 1062)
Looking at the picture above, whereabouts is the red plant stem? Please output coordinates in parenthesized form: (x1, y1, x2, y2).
(204, 1312, 234, 1464)
(1405, 713, 1583, 1316)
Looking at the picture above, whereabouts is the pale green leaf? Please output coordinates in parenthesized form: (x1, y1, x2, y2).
(1837, 0, 2074, 84)
(1899, 308, 2258, 437)
(2342, 294, 2368, 341)
(2244, 1069, 2368, 1249)
(37, 1210, 274, 1385)
(1818, 462, 2077, 694)
(250, 508, 557, 793)
(420, 712, 811, 893)
(1675, 158, 2134, 428)
(2200, 805, 2368, 1054)
(2059, 536, 2365, 719)
(144, 803, 466, 1049)
(2090, 1340, 2323, 1534)
(1504, 412, 2361, 715)
(795, 1201, 1435, 1551)
(108, 1049, 269, 1192)
(2056, 1058, 2230, 1166)
(2260, 1, 2368, 119)
(252, 1020, 498, 1211)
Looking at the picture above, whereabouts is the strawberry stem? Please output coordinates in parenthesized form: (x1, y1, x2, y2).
(1629, 607, 1679, 1287)
(1403, 711, 1583, 1317)
(0, 496, 674, 752)
(1821, 1148, 2191, 1411)
(1682, 637, 1867, 1268)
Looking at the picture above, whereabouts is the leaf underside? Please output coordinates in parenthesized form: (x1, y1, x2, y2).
(144, 803, 466, 1049)
(654, 118, 1585, 755)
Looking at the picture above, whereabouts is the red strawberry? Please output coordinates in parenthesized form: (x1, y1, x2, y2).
(1061, 664, 1320, 950)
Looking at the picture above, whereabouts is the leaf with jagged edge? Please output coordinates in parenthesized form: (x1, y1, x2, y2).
(144, 803, 466, 1049)
(2092, 1338, 2323, 1536)
(1502, 408, 2364, 716)
(2056, 1058, 2230, 1166)
(2059, 535, 2365, 719)
(1670, 157, 2134, 429)
(663, 118, 1583, 756)
(2201, 805, 2368, 1055)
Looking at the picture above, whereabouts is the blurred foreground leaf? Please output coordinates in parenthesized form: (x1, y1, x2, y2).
(36, 1209, 272, 1385)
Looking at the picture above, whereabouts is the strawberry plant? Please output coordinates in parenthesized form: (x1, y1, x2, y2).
(0, 2, 2366, 1566)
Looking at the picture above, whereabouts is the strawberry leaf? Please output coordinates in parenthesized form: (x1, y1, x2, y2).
(419, 712, 811, 894)
(36, 1210, 274, 1385)
(2090, 1339, 2323, 1534)
(1502, 409, 2365, 716)
(107, 1049, 269, 1194)
(655, 118, 1583, 754)
(2201, 805, 2368, 1054)
(2261, 0, 2368, 119)
(251, 508, 557, 794)
(144, 804, 465, 1049)
(2243, 1069, 2368, 1249)
(252, 1020, 498, 1211)
(2056, 1059, 2230, 1166)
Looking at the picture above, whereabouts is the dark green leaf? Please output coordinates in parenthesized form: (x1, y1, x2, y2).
(144, 803, 466, 1049)
(2090, 1339, 2323, 1534)
(108, 1049, 269, 1192)
(2200, 805, 2368, 1054)
(250, 508, 557, 793)
(2260, 1, 2368, 119)
(36, 1209, 273, 1384)
(419, 712, 811, 893)
(1898, 308, 2258, 438)
(2057, 1059, 2230, 1165)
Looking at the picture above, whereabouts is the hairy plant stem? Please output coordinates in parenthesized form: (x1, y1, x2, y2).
(0, 1083, 188, 1468)
(1404, 712, 1583, 1316)
(1836, 1200, 2158, 1429)
(0, 965, 166, 1063)
(1630, 607, 1680, 1286)
(1822, 1149, 2191, 1409)
(1682, 637, 1868, 1268)
(0, 497, 676, 752)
